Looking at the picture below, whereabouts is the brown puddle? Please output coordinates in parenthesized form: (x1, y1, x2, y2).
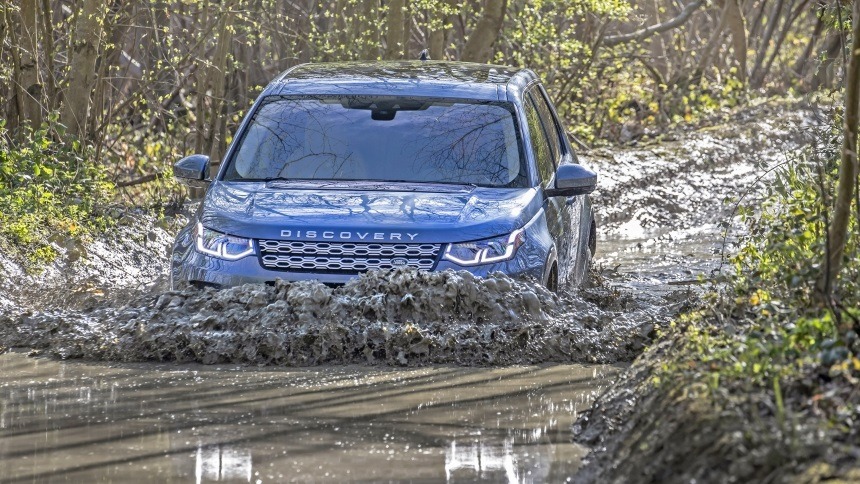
(0, 351, 619, 483)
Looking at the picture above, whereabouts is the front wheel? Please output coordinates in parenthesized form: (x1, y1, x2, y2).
(588, 218, 597, 257)
(544, 263, 559, 293)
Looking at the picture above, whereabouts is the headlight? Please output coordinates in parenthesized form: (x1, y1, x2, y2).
(442, 229, 526, 266)
(195, 222, 255, 260)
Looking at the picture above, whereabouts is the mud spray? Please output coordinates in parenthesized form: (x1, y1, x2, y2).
(0, 268, 693, 365)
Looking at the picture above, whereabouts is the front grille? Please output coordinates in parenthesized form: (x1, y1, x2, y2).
(258, 240, 442, 273)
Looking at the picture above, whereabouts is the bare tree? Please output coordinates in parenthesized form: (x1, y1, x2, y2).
(429, 0, 458, 60)
(384, 0, 407, 59)
(752, 0, 807, 87)
(461, 0, 508, 63)
(207, 4, 237, 171)
(38, 0, 56, 112)
(749, 0, 784, 85)
(822, 0, 860, 296)
(793, 8, 824, 80)
(3, 4, 25, 132)
(18, 0, 42, 129)
(723, 0, 747, 83)
(603, 0, 706, 47)
(60, 0, 106, 140)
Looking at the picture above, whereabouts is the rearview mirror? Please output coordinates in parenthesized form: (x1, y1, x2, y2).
(173, 154, 210, 187)
(545, 164, 597, 197)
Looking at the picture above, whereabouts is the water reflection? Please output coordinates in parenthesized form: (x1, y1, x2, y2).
(445, 427, 574, 483)
(446, 438, 520, 482)
(0, 351, 619, 482)
(195, 445, 252, 483)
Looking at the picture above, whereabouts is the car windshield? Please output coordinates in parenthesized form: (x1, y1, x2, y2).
(222, 96, 527, 188)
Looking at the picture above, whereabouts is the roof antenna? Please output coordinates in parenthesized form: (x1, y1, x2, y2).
(419, 49, 430, 61)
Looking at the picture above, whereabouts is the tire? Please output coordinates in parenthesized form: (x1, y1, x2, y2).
(588, 218, 597, 257)
(545, 263, 559, 293)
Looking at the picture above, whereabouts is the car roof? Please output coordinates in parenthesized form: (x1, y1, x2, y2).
(262, 61, 538, 102)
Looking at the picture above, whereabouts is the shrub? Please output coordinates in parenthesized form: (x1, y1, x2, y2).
(0, 116, 114, 267)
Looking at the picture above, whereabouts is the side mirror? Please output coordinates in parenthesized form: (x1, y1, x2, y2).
(173, 154, 210, 187)
(546, 164, 597, 197)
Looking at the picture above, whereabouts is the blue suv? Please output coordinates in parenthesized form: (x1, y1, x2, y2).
(171, 61, 597, 291)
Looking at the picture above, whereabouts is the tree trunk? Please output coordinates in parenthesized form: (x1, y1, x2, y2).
(822, 0, 860, 296)
(647, 0, 668, 81)
(60, 0, 105, 141)
(384, 0, 407, 59)
(793, 8, 824, 80)
(461, 0, 508, 63)
(355, 0, 379, 60)
(207, 5, 236, 174)
(694, 9, 725, 78)
(811, 33, 843, 90)
(428, 0, 457, 60)
(752, 0, 805, 87)
(19, 0, 43, 130)
(747, 0, 768, 42)
(749, 0, 784, 85)
(723, 0, 747, 83)
(3, 4, 24, 132)
(0, 6, 6, 125)
(194, 0, 210, 155)
(428, 26, 446, 60)
(39, 0, 56, 113)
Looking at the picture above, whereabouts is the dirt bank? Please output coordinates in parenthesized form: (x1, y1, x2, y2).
(571, 317, 860, 483)
(0, 212, 175, 312)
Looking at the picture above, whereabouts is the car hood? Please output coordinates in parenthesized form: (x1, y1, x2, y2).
(200, 181, 542, 243)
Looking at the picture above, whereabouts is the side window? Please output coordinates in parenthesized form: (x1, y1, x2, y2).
(528, 89, 563, 164)
(524, 95, 555, 185)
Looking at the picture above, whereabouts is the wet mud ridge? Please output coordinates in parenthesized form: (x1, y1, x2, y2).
(0, 213, 175, 312)
(0, 269, 692, 365)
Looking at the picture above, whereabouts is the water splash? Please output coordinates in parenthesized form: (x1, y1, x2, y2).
(1, 268, 690, 366)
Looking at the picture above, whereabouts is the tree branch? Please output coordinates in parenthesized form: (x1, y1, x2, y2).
(116, 172, 166, 188)
(603, 0, 707, 47)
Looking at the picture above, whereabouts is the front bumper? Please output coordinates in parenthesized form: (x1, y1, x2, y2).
(170, 225, 550, 288)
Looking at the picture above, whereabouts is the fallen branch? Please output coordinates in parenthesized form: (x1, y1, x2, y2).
(116, 172, 166, 188)
(667, 279, 711, 286)
(604, 0, 707, 47)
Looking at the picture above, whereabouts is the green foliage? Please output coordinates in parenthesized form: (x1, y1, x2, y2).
(662, 116, 860, 397)
(735, 122, 858, 304)
(496, 0, 755, 142)
(101, 119, 185, 211)
(0, 116, 114, 267)
(500, 0, 631, 141)
(305, 0, 463, 61)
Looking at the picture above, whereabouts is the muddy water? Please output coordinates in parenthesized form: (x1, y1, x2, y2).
(586, 100, 818, 296)
(1, 269, 681, 367)
(0, 350, 617, 483)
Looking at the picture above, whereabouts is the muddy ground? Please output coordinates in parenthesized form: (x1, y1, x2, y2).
(571, 334, 860, 484)
(0, 96, 823, 481)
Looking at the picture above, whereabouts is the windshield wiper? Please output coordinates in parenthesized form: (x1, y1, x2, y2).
(253, 178, 484, 192)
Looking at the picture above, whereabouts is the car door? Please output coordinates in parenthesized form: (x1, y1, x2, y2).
(527, 86, 582, 283)
(523, 87, 568, 279)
